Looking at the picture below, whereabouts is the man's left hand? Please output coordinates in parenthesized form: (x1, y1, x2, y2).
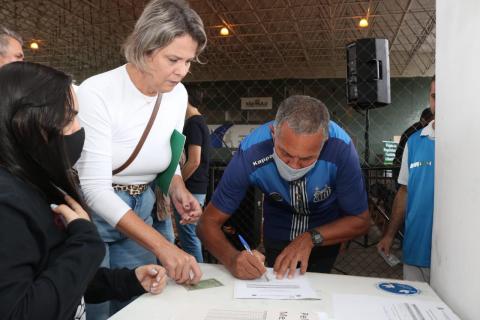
(273, 232, 313, 279)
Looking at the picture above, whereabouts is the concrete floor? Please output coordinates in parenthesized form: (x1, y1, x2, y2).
(332, 225, 403, 279)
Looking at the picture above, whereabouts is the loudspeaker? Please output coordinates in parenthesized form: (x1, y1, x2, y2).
(346, 38, 391, 109)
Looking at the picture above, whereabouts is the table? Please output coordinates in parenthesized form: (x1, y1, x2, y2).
(109, 263, 448, 320)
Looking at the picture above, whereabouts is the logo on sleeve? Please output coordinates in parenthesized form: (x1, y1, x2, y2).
(313, 185, 332, 202)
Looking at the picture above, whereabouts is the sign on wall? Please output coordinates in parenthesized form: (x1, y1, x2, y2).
(241, 97, 273, 110)
(383, 140, 398, 165)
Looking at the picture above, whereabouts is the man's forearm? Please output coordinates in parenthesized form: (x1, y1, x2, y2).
(384, 185, 407, 239)
(197, 216, 239, 268)
(315, 210, 370, 246)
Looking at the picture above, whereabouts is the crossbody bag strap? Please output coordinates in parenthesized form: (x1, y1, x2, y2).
(112, 94, 162, 176)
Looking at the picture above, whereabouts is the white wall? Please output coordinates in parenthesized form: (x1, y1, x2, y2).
(431, 1, 480, 319)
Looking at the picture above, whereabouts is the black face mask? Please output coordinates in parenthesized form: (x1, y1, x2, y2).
(31, 128, 85, 185)
(64, 127, 85, 166)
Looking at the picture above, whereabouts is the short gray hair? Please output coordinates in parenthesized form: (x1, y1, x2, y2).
(0, 26, 23, 56)
(123, 0, 207, 71)
(274, 95, 330, 140)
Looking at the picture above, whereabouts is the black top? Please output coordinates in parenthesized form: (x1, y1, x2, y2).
(85, 267, 145, 304)
(183, 115, 211, 194)
(0, 167, 145, 319)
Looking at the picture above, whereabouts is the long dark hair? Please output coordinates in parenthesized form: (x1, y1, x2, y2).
(0, 62, 84, 206)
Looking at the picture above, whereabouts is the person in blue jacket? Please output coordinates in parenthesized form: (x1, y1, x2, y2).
(198, 95, 370, 280)
(378, 76, 436, 283)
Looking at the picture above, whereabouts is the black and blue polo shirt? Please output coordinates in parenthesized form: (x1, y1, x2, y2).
(211, 120, 368, 242)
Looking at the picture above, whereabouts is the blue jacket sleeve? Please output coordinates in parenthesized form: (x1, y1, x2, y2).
(211, 148, 252, 214)
(334, 141, 369, 215)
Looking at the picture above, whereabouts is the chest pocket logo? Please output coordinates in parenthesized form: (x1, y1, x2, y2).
(313, 185, 332, 203)
(269, 192, 283, 202)
(409, 161, 433, 169)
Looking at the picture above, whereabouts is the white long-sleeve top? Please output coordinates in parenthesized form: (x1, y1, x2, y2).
(76, 65, 186, 227)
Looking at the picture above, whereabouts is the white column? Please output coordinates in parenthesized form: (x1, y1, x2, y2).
(432, 1, 480, 319)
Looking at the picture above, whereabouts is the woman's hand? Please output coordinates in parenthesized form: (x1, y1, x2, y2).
(116, 211, 203, 285)
(50, 194, 90, 224)
(155, 243, 202, 285)
(135, 265, 167, 294)
(169, 175, 202, 224)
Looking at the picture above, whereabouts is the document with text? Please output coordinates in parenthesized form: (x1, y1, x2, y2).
(333, 294, 460, 320)
(204, 309, 324, 320)
(234, 268, 320, 300)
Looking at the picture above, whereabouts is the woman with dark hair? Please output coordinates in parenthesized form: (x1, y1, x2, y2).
(0, 62, 167, 320)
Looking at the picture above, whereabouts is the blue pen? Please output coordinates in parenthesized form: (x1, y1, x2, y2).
(238, 234, 270, 281)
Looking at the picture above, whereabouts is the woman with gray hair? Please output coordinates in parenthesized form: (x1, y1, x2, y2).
(76, 0, 206, 317)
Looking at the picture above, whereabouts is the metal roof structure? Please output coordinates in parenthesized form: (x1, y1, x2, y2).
(1, 0, 435, 81)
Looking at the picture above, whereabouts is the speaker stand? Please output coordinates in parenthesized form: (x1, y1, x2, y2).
(364, 108, 370, 165)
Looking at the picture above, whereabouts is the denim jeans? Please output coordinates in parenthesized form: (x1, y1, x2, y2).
(152, 213, 175, 244)
(86, 187, 157, 320)
(173, 193, 205, 263)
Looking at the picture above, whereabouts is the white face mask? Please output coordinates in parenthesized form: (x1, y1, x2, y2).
(272, 148, 317, 182)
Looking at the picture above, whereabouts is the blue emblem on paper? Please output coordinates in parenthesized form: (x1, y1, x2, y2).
(377, 282, 420, 295)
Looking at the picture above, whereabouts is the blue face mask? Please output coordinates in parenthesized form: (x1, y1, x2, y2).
(272, 148, 317, 182)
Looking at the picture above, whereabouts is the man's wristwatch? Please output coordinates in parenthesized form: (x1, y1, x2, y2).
(307, 229, 324, 247)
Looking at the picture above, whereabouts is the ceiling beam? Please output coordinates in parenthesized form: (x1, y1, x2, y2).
(243, 0, 290, 71)
(390, 0, 414, 49)
(399, 13, 436, 75)
(284, 0, 311, 67)
(203, 0, 255, 78)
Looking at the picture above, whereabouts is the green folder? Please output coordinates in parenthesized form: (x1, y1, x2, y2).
(155, 129, 186, 194)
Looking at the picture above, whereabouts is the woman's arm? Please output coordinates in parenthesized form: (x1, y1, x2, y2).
(84, 264, 166, 303)
(0, 204, 105, 320)
(76, 84, 133, 228)
(181, 144, 201, 181)
(116, 210, 202, 284)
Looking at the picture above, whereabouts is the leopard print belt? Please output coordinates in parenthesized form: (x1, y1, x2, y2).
(112, 183, 149, 196)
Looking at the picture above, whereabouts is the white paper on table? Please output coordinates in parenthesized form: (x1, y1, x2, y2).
(234, 268, 320, 300)
(204, 309, 321, 320)
(333, 294, 460, 320)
